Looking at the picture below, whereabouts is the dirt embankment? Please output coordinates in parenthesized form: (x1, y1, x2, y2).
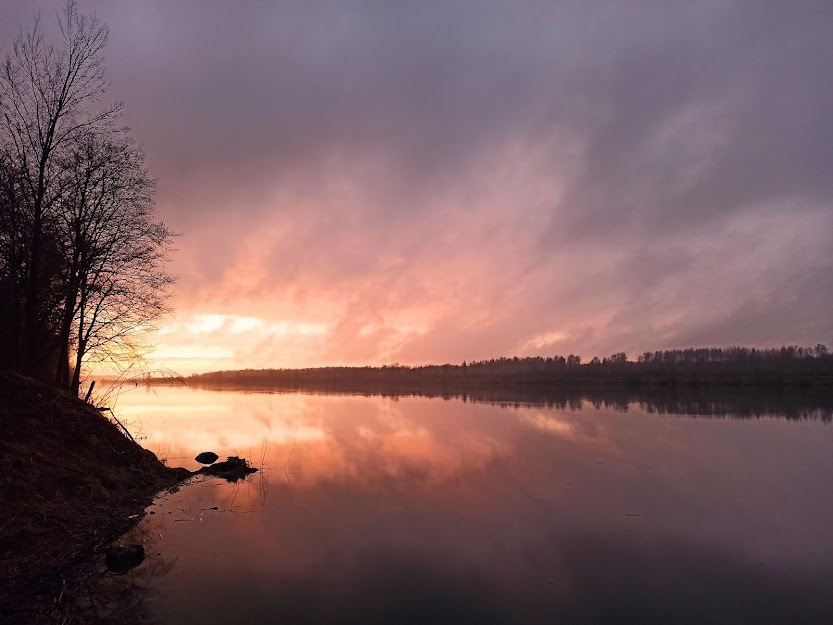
(0, 371, 188, 619)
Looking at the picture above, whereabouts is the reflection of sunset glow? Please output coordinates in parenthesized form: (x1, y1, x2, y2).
(113, 388, 833, 624)
(115, 388, 515, 480)
(519, 410, 615, 454)
(521, 412, 576, 437)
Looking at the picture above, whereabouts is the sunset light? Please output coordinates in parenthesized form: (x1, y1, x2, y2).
(2, 2, 832, 623)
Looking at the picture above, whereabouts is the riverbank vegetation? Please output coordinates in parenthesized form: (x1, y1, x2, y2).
(0, 371, 187, 622)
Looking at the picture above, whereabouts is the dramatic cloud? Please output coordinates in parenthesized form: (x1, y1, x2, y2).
(4, 1, 831, 371)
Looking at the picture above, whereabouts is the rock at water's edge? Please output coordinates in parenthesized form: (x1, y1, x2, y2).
(105, 544, 145, 574)
(195, 451, 219, 465)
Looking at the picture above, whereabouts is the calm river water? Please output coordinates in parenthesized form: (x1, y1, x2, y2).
(100, 385, 832, 624)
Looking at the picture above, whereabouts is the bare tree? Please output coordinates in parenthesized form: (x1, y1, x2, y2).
(0, 0, 121, 378)
(1, 2, 176, 393)
(0, 150, 27, 369)
(58, 133, 174, 394)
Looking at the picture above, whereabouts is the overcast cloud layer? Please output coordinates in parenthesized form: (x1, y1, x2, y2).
(3, 1, 832, 372)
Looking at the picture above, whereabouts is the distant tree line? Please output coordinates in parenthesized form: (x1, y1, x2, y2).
(0, 2, 174, 394)
(187, 345, 833, 390)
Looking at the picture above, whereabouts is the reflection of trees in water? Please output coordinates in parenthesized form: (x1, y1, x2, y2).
(191, 382, 833, 422)
(635, 396, 832, 421)
(182, 347, 833, 423)
(473, 388, 833, 421)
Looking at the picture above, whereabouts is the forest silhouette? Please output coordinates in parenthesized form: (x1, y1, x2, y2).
(179, 346, 833, 421)
(189, 345, 833, 389)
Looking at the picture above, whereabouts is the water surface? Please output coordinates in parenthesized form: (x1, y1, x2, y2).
(103, 386, 833, 624)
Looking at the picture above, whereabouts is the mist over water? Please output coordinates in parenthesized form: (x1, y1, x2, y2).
(93, 386, 833, 624)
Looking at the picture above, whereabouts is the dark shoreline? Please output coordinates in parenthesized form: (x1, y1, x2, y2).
(0, 371, 261, 623)
(0, 373, 187, 623)
(182, 347, 833, 391)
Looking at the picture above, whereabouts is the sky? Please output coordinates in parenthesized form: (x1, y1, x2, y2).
(2, 1, 832, 373)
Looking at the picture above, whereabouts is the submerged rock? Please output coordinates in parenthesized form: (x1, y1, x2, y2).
(105, 544, 145, 574)
(195, 451, 219, 465)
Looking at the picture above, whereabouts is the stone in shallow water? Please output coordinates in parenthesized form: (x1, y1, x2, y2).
(195, 451, 219, 465)
(105, 544, 145, 574)
(201, 456, 258, 482)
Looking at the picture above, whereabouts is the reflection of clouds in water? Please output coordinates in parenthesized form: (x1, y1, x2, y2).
(373, 426, 499, 484)
(140, 420, 327, 462)
(96, 395, 833, 625)
(518, 410, 614, 455)
(116, 390, 330, 462)
(284, 403, 507, 487)
(118, 387, 514, 483)
(521, 412, 576, 438)
(118, 387, 714, 495)
(105, 387, 833, 625)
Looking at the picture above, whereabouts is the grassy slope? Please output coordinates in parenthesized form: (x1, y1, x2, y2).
(0, 371, 186, 616)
